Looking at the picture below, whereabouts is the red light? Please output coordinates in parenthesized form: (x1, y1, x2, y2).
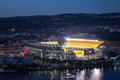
(89, 50, 92, 53)
(24, 49, 28, 54)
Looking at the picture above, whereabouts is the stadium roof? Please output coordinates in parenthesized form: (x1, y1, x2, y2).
(41, 41, 58, 45)
(64, 38, 104, 49)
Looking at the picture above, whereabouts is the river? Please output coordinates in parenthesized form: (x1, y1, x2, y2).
(0, 67, 120, 80)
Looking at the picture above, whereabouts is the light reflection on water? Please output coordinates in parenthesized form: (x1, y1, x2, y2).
(90, 68, 103, 80)
(0, 67, 120, 80)
(76, 68, 103, 80)
(76, 69, 84, 80)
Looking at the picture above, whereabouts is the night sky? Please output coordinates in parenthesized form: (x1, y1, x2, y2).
(0, 0, 120, 17)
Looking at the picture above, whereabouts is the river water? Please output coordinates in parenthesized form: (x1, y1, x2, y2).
(0, 67, 120, 80)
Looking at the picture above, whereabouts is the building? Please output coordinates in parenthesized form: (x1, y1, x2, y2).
(27, 41, 64, 59)
(62, 38, 104, 59)
(27, 38, 104, 60)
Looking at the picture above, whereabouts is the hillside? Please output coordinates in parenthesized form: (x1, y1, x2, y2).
(0, 13, 120, 41)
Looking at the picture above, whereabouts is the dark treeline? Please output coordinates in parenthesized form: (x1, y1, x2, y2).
(0, 13, 120, 40)
(0, 13, 120, 30)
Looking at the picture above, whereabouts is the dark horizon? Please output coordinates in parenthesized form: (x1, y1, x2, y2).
(0, 12, 120, 18)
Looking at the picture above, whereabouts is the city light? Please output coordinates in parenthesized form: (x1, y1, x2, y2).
(66, 38, 99, 42)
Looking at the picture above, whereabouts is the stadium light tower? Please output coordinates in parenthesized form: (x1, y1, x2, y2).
(65, 38, 99, 42)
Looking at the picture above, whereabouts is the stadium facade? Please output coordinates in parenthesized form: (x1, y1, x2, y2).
(27, 38, 104, 60)
(62, 38, 104, 59)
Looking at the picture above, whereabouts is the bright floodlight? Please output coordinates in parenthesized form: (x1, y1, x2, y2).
(66, 38, 99, 42)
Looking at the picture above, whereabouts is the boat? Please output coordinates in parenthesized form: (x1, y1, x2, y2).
(65, 73, 75, 79)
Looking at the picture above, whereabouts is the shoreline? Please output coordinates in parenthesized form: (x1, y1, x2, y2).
(0, 58, 120, 72)
(0, 65, 119, 72)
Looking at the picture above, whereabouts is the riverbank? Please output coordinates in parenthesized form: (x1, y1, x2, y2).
(0, 58, 120, 72)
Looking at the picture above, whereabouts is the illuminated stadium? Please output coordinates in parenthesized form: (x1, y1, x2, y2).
(27, 38, 104, 60)
(62, 38, 104, 58)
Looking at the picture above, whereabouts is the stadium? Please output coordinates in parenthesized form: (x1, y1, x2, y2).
(62, 38, 104, 59)
(27, 38, 104, 60)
